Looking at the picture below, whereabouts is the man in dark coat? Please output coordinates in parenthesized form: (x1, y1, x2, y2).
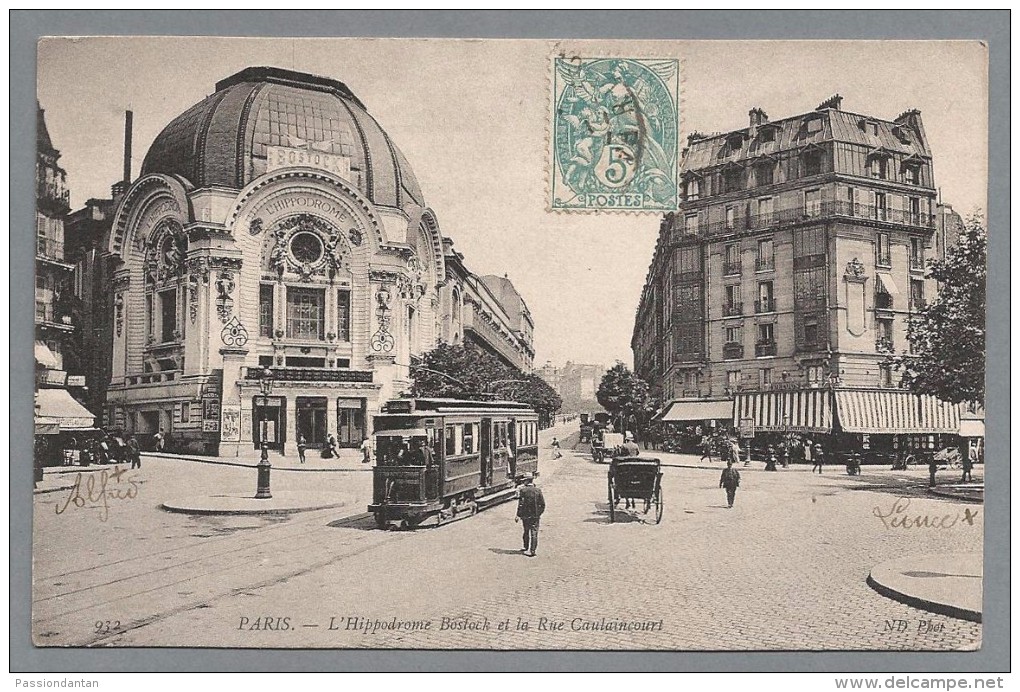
(719, 459, 741, 508)
(516, 474, 546, 557)
(126, 434, 141, 470)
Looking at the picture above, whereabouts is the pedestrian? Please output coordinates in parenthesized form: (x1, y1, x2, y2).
(928, 456, 939, 488)
(154, 428, 166, 453)
(803, 437, 813, 468)
(700, 434, 714, 463)
(719, 459, 741, 508)
(515, 473, 546, 557)
(327, 433, 340, 459)
(765, 445, 778, 472)
(619, 432, 640, 458)
(812, 441, 824, 474)
(360, 436, 373, 464)
(961, 444, 976, 482)
(126, 434, 141, 470)
(297, 435, 307, 464)
(551, 437, 562, 459)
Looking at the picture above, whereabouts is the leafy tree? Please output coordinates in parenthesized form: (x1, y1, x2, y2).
(505, 374, 563, 428)
(596, 362, 652, 434)
(891, 214, 986, 404)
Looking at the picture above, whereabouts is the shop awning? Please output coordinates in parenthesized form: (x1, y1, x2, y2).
(834, 389, 960, 434)
(34, 340, 59, 369)
(876, 272, 900, 296)
(660, 399, 733, 422)
(35, 418, 61, 435)
(733, 389, 833, 433)
(35, 388, 96, 430)
(959, 419, 984, 438)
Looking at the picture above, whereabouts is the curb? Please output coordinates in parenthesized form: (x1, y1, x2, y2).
(866, 574, 982, 624)
(141, 453, 371, 474)
(160, 498, 348, 516)
(33, 484, 76, 495)
(928, 486, 984, 504)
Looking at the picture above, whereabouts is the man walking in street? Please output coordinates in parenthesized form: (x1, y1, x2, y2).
(360, 436, 373, 464)
(719, 459, 741, 508)
(928, 456, 939, 488)
(551, 437, 562, 459)
(812, 441, 824, 474)
(700, 434, 714, 463)
(962, 445, 976, 482)
(297, 435, 307, 464)
(126, 434, 141, 470)
(516, 473, 546, 557)
(154, 428, 166, 453)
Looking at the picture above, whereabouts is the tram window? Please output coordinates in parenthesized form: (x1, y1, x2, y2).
(445, 426, 456, 456)
(463, 424, 475, 454)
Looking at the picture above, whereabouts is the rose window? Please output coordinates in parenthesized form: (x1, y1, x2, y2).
(289, 232, 324, 264)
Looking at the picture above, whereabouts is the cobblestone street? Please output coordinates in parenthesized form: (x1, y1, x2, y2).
(32, 426, 982, 650)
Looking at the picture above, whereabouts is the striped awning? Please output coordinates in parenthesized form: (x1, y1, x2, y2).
(834, 389, 960, 434)
(659, 399, 733, 422)
(733, 389, 833, 433)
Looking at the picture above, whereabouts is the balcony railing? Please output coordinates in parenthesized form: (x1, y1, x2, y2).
(723, 342, 744, 360)
(243, 366, 373, 383)
(910, 256, 926, 271)
(875, 293, 894, 310)
(685, 199, 936, 237)
(723, 260, 742, 276)
(37, 180, 70, 208)
(723, 302, 743, 317)
(909, 297, 926, 311)
(755, 341, 777, 357)
(36, 237, 66, 262)
(755, 256, 775, 272)
(754, 298, 775, 313)
(875, 337, 894, 353)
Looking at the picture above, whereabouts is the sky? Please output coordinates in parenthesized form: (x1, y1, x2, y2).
(37, 38, 988, 370)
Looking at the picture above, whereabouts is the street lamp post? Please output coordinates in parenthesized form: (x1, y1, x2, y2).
(256, 365, 274, 499)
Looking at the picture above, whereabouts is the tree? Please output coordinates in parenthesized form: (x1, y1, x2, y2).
(596, 362, 652, 434)
(892, 214, 986, 404)
(507, 374, 563, 428)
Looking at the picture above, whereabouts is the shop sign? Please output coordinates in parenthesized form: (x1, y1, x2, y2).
(267, 145, 352, 181)
(66, 375, 86, 387)
(739, 418, 756, 439)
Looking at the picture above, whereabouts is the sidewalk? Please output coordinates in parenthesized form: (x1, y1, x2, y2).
(868, 552, 982, 622)
(141, 447, 371, 472)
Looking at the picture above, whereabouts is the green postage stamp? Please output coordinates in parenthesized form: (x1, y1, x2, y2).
(551, 56, 680, 212)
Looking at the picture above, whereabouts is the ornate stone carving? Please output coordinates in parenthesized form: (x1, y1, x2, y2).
(188, 275, 200, 324)
(248, 217, 264, 235)
(371, 285, 395, 353)
(114, 294, 124, 337)
(215, 271, 235, 323)
(220, 315, 249, 348)
(185, 256, 210, 283)
(844, 257, 867, 279)
(348, 228, 363, 247)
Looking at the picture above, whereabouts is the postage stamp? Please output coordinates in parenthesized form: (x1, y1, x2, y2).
(550, 56, 680, 212)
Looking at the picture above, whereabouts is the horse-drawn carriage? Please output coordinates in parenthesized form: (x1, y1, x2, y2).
(607, 457, 664, 524)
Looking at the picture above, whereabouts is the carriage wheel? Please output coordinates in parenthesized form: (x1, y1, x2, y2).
(654, 476, 664, 524)
(608, 476, 616, 523)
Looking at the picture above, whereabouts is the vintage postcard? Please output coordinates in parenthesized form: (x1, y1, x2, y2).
(32, 37, 988, 651)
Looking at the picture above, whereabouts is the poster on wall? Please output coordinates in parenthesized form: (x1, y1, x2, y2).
(220, 405, 240, 442)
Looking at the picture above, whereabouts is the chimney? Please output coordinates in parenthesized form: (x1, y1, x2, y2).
(123, 110, 133, 185)
(816, 94, 843, 111)
(748, 108, 768, 127)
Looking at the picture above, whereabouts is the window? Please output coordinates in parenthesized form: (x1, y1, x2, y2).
(684, 178, 700, 200)
(869, 157, 888, 180)
(876, 232, 891, 266)
(684, 213, 699, 235)
(676, 324, 701, 354)
(806, 117, 823, 134)
(36, 275, 47, 290)
(463, 423, 475, 455)
(759, 127, 775, 143)
(910, 279, 925, 310)
(846, 186, 857, 215)
(803, 318, 819, 347)
(725, 284, 741, 313)
(723, 169, 743, 193)
(794, 227, 825, 258)
(877, 318, 893, 350)
(160, 289, 177, 342)
(180, 402, 191, 424)
(794, 267, 826, 308)
(445, 425, 456, 456)
(757, 197, 774, 226)
(910, 237, 925, 270)
(806, 364, 824, 384)
(874, 192, 887, 221)
(725, 324, 742, 344)
(757, 322, 774, 344)
(725, 206, 736, 230)
(759, 368, 773, 388)
(724, 243, 741, 273)
(804, 189, 821, 217)
(336, 289, 351, 341)
(259, 284, 274, 337)
(286, 287, 325, 340)
(675, 284, 701, 314)
(757, 281, 774, 313)
(755, 162, 774, 187)
(756, 238, 774, 271)
(905, 165, 920, 185)
(879, 364, 894, 388)
(146, 294, 154, 338)
(286, 356, 326, 368)
(908, 197, 921, 225)
(802, 150, 822, 176)
(675, 246, 701, 275)
(727, 370, 741, 389)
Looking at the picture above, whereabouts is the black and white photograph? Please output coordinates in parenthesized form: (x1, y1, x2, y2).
(26, 32, 994, 657)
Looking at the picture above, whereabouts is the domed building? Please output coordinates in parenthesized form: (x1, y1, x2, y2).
(101, 67, 530, 456)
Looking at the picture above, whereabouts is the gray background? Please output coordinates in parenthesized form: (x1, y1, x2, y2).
(11, 10, 1009, 673)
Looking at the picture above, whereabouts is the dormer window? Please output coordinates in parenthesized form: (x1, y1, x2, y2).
(905, 165, 920, 185)
(726, 133, 745, 150)
(892, 126, 911, 144)
(805, 117, 823, 134)
(723, 168, 743, 193)
(755, 161, 774, 187)
(802, 150, 823, 177)
(759, 127, 776, 143)
(859, 119, 880, 136)
(684, 177, 700, 201)
(868, 155, 889, 180)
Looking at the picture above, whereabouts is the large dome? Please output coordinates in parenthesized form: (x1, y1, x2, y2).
(141, 66, 424, 209)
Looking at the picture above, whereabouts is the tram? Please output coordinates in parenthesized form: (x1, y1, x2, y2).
(368, 398, 540, 528)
